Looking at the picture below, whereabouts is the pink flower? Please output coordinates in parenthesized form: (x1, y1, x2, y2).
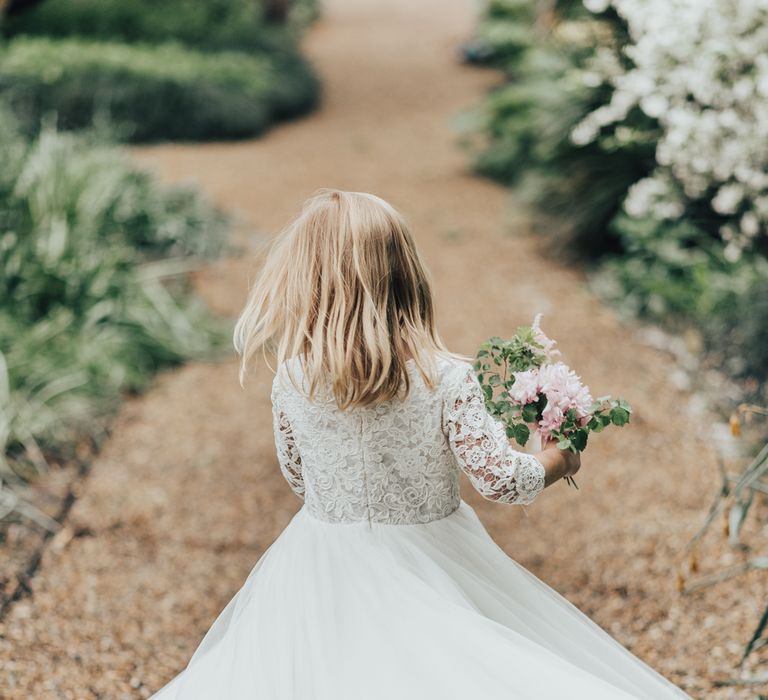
(537, 362, 593, 419)
(572, 385, 594, 419)
(506, 355, 595, 440)
(539, 402, 565, 439)
(532, 314, 561, 361)
(509, 368, 540, 405)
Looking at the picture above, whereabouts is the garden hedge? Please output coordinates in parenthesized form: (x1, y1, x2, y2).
(0, 37, 318, 142)
(0, 108, 229, 469)
(1, 0, 317, 54)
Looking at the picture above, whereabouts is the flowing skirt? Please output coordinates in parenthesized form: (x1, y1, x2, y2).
(151, 500, 690, 699)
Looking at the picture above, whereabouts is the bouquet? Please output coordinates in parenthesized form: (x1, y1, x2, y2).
(475, 315, 632, 488)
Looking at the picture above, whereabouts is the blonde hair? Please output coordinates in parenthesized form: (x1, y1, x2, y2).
(233, 189, 454, 409)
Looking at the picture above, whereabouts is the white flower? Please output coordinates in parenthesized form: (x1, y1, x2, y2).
(741, 211, 760, 237)
(639, 93, 668, 118)
(576, 0, 768, 248)
(724, 240, 744, 262)
(570, 120, 597, 146)
(583, 0, 611, 12)
(624, 175, 684, 219)
(712, 183, 744, 215)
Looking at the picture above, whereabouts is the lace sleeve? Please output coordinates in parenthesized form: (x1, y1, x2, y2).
(443, 365, 545, 505)
(271, 384, 305, 500)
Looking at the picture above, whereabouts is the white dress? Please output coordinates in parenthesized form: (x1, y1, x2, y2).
(151, 356, 691, 699)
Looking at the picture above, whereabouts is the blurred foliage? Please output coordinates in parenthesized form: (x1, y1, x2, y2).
(593, 215, 768, 381)
(0, 37, 316, 142)
(1, 0, 316, 52)
(0, 0, 319, 142)
(682, 403, 768, 668)
(0, 108, 230, 475)
(470, 0, 652, 257)
(474, 45, 655, 256)
(468, 0, 768, 389)
(0, 0, 303, 512)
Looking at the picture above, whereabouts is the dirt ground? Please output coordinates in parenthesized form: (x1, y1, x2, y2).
(1, 0, 766, 698)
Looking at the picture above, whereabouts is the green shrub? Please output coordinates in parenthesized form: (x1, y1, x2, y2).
(0, 37, 318, 142)
(593, 214, 768, 382)
(469, 0, 535, 66)
(469, 2, 768, 387)
(468, 1, 657, 257)
(2, 0, 315, 53)
(472, 37, 656, 257)
(0, 111, 229, 470)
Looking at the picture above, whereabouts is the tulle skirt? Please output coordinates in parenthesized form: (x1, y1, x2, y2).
(151, 500, 690, 699)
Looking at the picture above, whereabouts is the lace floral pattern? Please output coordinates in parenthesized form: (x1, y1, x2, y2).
(444, 366, 545, 506)
(271, 401, 305, 499)
(270, 357, 545, 524)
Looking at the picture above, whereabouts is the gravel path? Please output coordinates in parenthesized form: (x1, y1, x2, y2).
(2, 1, 765, 698)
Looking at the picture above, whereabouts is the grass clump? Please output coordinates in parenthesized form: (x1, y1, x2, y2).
(0, 110, 230, 474)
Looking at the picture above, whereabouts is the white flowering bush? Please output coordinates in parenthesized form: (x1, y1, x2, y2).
(574, 0, 768, 261)
(468, 1, 652, 256)
(470, 0, 768, 384)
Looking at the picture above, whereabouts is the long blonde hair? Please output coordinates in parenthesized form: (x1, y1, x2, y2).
(233, 189, 454, 408)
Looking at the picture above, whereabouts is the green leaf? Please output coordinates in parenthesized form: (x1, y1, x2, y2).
(571, 429, 588, 451)
(610, 407, 630, 426)
(521, 403, 539, 423)
(742, 602, 768, 662)
(513, 423, 530, 446)
(556, 437, 572, 450)
(728, 494, 753, 546)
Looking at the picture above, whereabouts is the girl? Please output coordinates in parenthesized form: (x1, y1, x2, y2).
(151, 189, 690, 699)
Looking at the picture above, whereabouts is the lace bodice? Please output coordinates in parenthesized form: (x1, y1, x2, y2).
(270, 356, 545, 525)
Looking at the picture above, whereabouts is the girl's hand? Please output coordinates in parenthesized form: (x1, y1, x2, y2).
(561, 448, 581, 478)
(536, 441, 581, 487)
